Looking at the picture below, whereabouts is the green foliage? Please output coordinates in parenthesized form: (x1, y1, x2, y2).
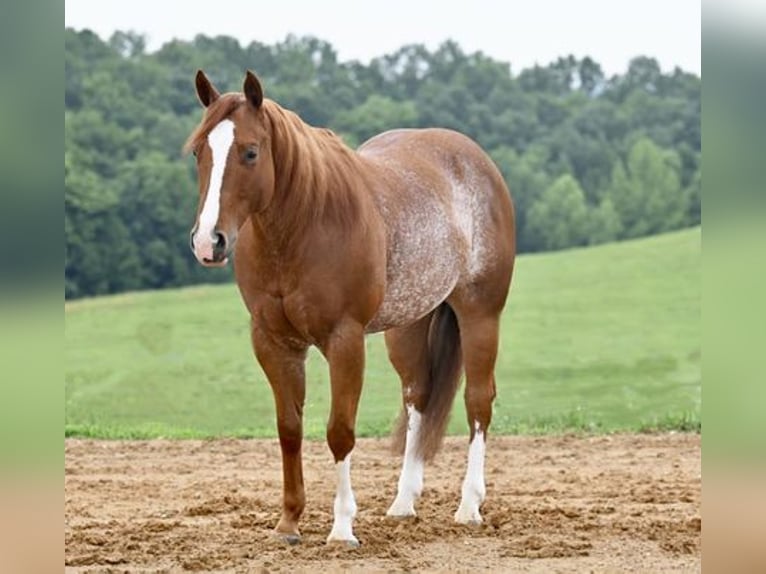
(525, 174, 589, 250)
(64, 28, 701, 298)
(334, 95, 418, 144)
(684, 165, 701, 226)
(611, 137, 688, 238)
(65, 228, 701, 438)
(588, 197, 623, 245)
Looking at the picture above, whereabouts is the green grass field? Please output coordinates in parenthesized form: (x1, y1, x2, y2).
(65, 228, 700, 439)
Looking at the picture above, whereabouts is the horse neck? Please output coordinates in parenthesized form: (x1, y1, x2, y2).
(256, 103, 371, 249)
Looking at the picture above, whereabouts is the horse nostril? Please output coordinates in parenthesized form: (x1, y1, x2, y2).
(213, 231, 227, 251)
(189, 230, 196, 252)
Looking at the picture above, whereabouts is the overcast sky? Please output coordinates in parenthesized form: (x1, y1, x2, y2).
(65, 0, 700, 77)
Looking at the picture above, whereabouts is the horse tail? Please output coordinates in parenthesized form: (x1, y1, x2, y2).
(392, 302, 463, 461)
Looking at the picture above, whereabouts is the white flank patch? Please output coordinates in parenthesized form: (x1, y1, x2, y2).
(387, 404, 424, 517)
(194, 119, 235, 262)
(365, 186, 459, 333)
(327, 454, 358, 544)
(454, 421, 486, 524)
(451, 175, 474, 253)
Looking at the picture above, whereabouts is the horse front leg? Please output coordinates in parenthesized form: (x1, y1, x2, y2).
(251, 322, 308, 544)
(322, 320, 366, 546)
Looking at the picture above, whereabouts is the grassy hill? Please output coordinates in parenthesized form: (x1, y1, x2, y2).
(65, 228, 700, 439)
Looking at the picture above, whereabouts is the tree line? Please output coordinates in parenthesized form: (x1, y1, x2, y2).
(65, 29, 700, 298)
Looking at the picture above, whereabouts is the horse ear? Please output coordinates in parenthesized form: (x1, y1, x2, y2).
(243, 70, 264, 109)
(195, 70, 220, 108)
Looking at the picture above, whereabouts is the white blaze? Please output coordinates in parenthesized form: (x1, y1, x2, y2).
(327, 454, 358, 544)
(387, 404, 424, 517)
(454, 421, 486, 524)
(193, 119, 235, 262)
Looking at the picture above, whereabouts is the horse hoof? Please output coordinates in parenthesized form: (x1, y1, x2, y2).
(276, 532, 301, 546)
(327, 537, 360, 549)
(387, 515, 416, 521)
(454, 508, 483, 525)
(386, 499, 417, 519)
(458, 518, 482, 527)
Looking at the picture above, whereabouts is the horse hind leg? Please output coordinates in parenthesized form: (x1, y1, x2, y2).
(451, 309, 501, 524)
(386, 304, 463, 518)
(385, 315, 431, 518)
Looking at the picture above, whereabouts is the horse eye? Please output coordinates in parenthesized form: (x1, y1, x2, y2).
(244, 147, 258, 162)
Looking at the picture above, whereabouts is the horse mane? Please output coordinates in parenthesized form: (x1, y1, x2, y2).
(262, 100, 372, 241)
(184, 93, 372, 242)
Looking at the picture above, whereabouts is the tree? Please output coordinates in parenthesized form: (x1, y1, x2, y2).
(63, 28, 701, 298)
(334, 95, 418, 144)
(610, 137, 687, 238)
(588, 197, 623, 245)
(608, 56, 663, 102)
(684, 166, 701, 226)
(115, 152, 204, 289)
(109, 31, 146, 58)
(490, 146, 550, 252)
(525, 175, 589, 251)
(65, 155, 143, 297)
(577, 57, 605, 96)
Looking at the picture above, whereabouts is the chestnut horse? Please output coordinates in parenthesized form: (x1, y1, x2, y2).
(186, 70, 515, 546)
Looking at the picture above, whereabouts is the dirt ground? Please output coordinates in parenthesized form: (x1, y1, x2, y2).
(65, 433, 700, 573)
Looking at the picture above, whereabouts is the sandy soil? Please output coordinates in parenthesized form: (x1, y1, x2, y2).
(65, 433, 700, 573)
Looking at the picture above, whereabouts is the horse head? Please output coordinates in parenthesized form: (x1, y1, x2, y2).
(186, 70, 275, 266)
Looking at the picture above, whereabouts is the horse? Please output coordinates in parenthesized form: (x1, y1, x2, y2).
(186, 69, 515, 546)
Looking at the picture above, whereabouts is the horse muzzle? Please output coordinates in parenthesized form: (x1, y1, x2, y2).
(190, 227, 231, 267)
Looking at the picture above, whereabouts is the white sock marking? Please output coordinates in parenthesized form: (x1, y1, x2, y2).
(454, 421, 486, 524)
(327, 454, 358, 544)
(387, 404, 424, 517)
(193, 119, 234, 262)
